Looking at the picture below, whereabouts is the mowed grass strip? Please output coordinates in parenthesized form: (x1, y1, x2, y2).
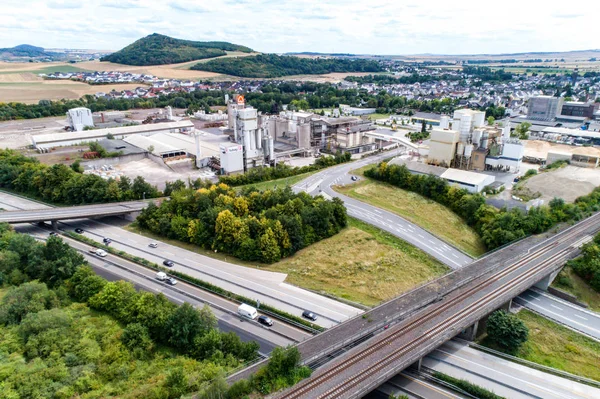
(335, 176, 486, 257)
(264, 217, 449, 307)
(497, 310, 600, 381)
(235, 170, 318, 192)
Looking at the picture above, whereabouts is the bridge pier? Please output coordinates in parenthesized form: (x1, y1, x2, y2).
(534, 268, 562, 291)
(408, 357, 423, 372)
(121, 211, 141, 222)
(51, 220, 58, 232)
(458, 299, 512, 341)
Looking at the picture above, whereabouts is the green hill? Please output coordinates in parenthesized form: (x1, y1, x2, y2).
(190, 54, 383, 78)
(0, 44, 50, 58)
(100, 33, 253, 66)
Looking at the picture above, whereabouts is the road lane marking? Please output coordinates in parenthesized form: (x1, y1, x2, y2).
(574, 314, 588, 320)
(550, 304, 563, 311)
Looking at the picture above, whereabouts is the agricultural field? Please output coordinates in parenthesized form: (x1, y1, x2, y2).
(264, 218, 449, 306)
(335, 169, 486, 257)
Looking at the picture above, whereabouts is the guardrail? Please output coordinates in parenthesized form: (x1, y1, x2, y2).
(455, 338, 600, 389)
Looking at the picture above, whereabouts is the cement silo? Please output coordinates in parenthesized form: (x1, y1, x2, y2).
(464, 144, 474, 158)
(472, 129, 483, 147)
(440, 115, 450, 129)
(457, 142, 465, 156)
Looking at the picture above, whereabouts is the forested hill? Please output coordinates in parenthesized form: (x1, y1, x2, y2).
(100, 33, 253, 66)
(191, 54, 383, 78)
(0, 44, 50, 57)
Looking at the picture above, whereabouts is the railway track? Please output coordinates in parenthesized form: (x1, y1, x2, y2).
(277, 213, 600, 398)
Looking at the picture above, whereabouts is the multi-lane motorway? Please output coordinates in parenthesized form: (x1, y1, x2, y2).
(274, 211, 600, 398)
(293, 150, 473, 269)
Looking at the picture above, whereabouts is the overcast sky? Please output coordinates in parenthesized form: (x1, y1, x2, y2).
(1, 0, 598, 55)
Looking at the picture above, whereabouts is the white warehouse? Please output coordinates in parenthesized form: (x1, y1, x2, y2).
(66, 107, 94, 131)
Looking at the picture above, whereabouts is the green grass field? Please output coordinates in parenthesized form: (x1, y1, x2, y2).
(236, 170, 318, 192)
(552, 266, 600, 312)
(263, 217, 448, 306)
(334, 171, 486, 257)
(482, 310, 600, 382)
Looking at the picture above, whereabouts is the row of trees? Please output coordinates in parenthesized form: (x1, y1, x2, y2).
(0, 226, 260, 398)
(219, 152, 352, 186)
(191, 54, 383, 78)
(136, 183, 348, 263)
(365, 162, 600, 249)
(567, 233, 600, 292)
(0, 149, 160, 204)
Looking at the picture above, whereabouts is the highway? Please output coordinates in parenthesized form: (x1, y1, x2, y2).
(369, 373, 466, 399)
(293, 150, 473, 269)
(23, 224, 303, 354)
(0, 191, 362, 328)
(515, 287, 600, 341)
(422, 340, 600, 399)
(273, 211, 600, 398)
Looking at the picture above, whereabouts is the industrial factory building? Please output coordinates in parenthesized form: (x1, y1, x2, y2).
(66, 107, 94, 131)
(427, 109, 524, 173)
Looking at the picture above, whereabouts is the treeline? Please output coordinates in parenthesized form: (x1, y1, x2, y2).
(191, 54, 383, 78)
(568, 232, 600, 292)
(365, 162, 600, 249)
(0, 226, 259, 398)
(0, 149, 160, 204)
(100, 33, 252, 66)
(463, 66, 513, 82)
(219, 152, 352, 186)
(345, 73, 461, 85)
(136, 183, 347, 263)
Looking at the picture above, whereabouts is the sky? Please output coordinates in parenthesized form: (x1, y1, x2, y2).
(1, 0, 599, 55)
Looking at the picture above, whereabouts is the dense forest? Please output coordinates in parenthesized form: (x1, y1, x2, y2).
(365, 162, 600, 250)
(191, 54, 383, 78)
(0, 149, 161, 204)
(136, 183, 348, 263)
(0, 82, 465, 121)
(0, 226, 259, 398)
(101, 33, 253, 66)
(0, 44, 50, 58)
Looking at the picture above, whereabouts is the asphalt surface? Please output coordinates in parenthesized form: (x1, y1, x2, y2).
(423, 340, 600, 399)
(0, 191, 362, 328)
(515, 287, 600, 340)
(23, 224, 298, 354)
(367, 373, 465, 399)
(0, 201, 149, 223)
(293, 150, 473, 269)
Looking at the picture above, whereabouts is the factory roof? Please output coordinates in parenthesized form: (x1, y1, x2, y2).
(412, 112, 442, 121)
(96, 139, 145, 155)
(541, 127, 600, 139)
(440, 168, 495, 187)
(389, 159, 447, 177)
(123, 134, 184, 156)
(32, 120, 195, 145)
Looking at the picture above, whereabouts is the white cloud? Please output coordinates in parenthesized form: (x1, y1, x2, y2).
(0, 0, 598, 54)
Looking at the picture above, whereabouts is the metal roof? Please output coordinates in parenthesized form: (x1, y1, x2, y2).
(541, 127, 600, 139)
(441, 168, 495, 186)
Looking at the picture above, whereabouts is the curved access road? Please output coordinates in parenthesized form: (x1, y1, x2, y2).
(293, 150, 473, 269)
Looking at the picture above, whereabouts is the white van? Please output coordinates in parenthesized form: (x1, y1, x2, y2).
(238, 304, 258, 320)
(156, 272, 167, 281)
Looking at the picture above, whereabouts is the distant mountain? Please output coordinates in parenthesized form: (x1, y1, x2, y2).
(100, 33, 253, 66)
(0, 44, 51, 58)
(286, 52, 357, 57)
(191, 53, 383, 78)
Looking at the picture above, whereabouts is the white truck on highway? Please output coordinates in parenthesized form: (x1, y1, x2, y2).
(238, 303, 258, 320)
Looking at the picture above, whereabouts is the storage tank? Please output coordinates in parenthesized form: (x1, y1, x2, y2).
(464, 144, 473, 158)
(459, 132, 470, 143)
(440, 115, 450, 129)
(481, 139, 489, 149)
(456, 142, 465, 156)
(472, 111, 485, 128)
(472, 129, 483, 147)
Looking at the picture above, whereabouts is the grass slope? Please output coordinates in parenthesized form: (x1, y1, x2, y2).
(335, 173, 486, 257)
(481, 310, 600, 381)
(553, 266, 600, 312)
(101, 33, 253, 66)
(264, 217, 449, 306)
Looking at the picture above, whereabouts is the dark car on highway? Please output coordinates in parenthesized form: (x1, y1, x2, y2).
(163, 259, 174, 267)
(302, 310, 318, 321)
(75, 228, 84, 234)
(49, 232, 58, 236)
(103, 237, 112, 244)
(257, 315, 273, 327)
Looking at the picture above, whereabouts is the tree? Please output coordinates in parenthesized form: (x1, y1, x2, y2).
(121, 322, 154, 356)
(513, 122, 531, 140)
(70, 159, 83, 173)
(166, 303, 209, 350)
(164, 368, 189, 399)
(487, 116, 495, 126)
(147, 145, 155, 153)
(486, 310, 528, 353)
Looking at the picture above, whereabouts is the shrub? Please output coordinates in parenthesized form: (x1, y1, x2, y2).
(486, 310, 529, 353)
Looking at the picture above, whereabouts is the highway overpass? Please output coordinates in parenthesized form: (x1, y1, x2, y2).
(0, 201, 150, 224)
(225, 212, 600, 398)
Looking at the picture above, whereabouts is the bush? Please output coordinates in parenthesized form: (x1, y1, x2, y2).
(486, 310, 529, 353)
(121, 323, 154, 355)
(433, 372, 505, 399)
